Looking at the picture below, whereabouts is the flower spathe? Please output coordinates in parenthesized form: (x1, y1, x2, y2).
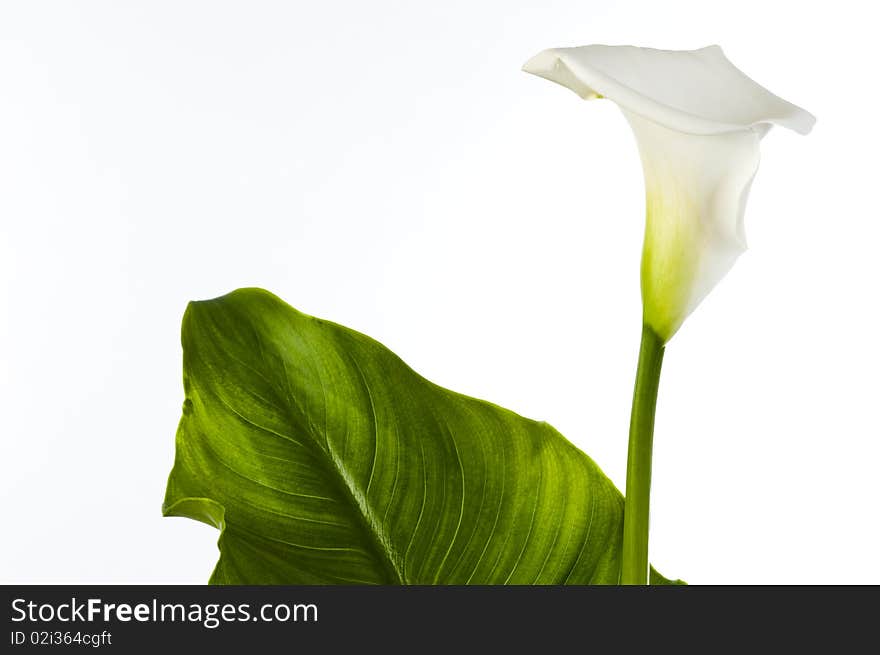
(523, 45, 814, 341)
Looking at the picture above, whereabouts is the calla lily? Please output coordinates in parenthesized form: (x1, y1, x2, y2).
(524, 45, 814, 585)
(523, 45, 814, 342)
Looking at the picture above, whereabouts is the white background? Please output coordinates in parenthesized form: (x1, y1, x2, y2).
(2, 0, 878, 584)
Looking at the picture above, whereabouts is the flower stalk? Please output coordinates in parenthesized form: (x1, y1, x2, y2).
(622, 325, 664, 584)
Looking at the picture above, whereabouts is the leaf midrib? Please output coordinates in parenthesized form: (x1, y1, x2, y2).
(301, 340, 406, 584)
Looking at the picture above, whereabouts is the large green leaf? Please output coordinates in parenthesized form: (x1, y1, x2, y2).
(163, 288, 679, 585)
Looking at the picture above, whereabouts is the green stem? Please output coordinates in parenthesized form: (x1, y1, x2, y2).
(621, 324, 665, 585)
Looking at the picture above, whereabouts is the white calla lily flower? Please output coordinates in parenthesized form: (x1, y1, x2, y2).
(523, 45, 814, 341)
